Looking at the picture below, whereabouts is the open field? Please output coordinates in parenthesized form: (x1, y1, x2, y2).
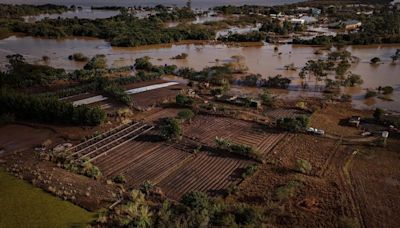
(0, 124, 58, 152)
(158, 152, 254, 200)
(349, 140, 400, 228)
(310, 103, 371, 137)
(183, 115, 287, 157)
(72, 114, 286, 199)
(0, 169, 94, 228)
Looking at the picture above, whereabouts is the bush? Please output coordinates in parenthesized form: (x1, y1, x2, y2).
(103, 84, 132, 105)
(259, 90, 274, 107)
(278, 116, 309, 132)
(139, 180, 155, 195)
(181, 191, 209, 211)
(215, 137, 260, 160)
(176, 94, 194, 107)
(379, 86, 394, 95)
(68, 52, 89, 62)
(341, 94, 352, 102)
(113, 174, 126, 184)
(171, 53, 188, 59)
(241, 164, 258, 178)
(370, 57, 381, 64)
(365, 90, 378, 98)
(159, 117, 182, 141)
(234, 205, 262, 225)
(274, 180, 300, 201)
(177, 109, 195, 122)
(373, 108, 384, 121)
(295, 159, 312, 174)
(82, 162, 102, 179)
(84, 55, 107, 70)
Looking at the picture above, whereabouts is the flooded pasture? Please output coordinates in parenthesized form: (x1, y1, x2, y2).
(0, 35, 398, 111)
(23, 8, 121, 22)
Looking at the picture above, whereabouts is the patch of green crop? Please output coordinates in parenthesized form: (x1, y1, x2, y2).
(0, 169, 94, 228)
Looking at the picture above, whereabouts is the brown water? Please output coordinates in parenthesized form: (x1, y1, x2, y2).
(23, 9, 121, 22)
(0, 35, 399, 111)
(0, 0, 303, 9)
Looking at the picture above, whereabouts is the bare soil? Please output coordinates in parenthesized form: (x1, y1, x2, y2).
(310, 103, 371, 137)
(0, 150, 119, 211)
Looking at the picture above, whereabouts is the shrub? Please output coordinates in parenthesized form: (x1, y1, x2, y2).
(113, 174, 126, 184)
(181, 191, 209, 211)
(370, 57, 381, 64)
(68, 52, 89, 62)
(81, 161, 102, 179)
(373, 108, 384, 121)
(103, 84, 132, 105)
(341, 94, 352, 102)
(234, 205, 261, 225)
(177, 109, 195, 122)
(259, 90, 273, 107)
(171, 53, 188, 59)
(176, 94, 194, 107)
(278, 116, 310, 132)
(159, 117, 182, 141)
(295, 159, 312, 174)
(241, 164, 258, 178)
(139, 180, 155, 195)
(274, 180, 300, 201)
(84, 55, 107, 70)
(365, 90, 378, 98)
(339, 216, 360, 228)
(215, 137, 260, 160)
(379, 86, 394, 95)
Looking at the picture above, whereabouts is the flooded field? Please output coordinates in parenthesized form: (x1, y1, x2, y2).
(0, 35, 399, 111)
(0, 0, 303, 8)
(23, 8, 120, 22)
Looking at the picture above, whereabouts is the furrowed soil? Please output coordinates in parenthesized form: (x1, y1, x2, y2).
(230, 133, 398, 227)
(349, 139, 400, 228)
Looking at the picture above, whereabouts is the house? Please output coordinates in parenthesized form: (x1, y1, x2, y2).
(311, 8, 322, 16)
(343, 20, 362, 30)
(300, 16, 318, 24)
(291, 18, 305, 25)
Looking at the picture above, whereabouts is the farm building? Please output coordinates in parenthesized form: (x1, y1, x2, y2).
(343, 20, 362, 30)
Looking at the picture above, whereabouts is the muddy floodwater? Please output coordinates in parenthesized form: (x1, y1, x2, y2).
(0, 35, 399, 111)
(23, 9, 121, 22)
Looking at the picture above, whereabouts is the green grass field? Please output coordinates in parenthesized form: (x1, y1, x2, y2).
(0, 169, 94, 228)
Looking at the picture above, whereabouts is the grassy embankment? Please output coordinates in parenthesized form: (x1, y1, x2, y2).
(0, 169, 94, 228)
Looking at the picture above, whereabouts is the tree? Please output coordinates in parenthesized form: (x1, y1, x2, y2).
(373, 108, 384, 121)
(299, 59, 328, 84)
(159, 118, 182, 141)
(278, 116, 310, 132)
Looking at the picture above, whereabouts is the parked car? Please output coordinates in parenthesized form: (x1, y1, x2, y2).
(307, 127, 325, 135)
